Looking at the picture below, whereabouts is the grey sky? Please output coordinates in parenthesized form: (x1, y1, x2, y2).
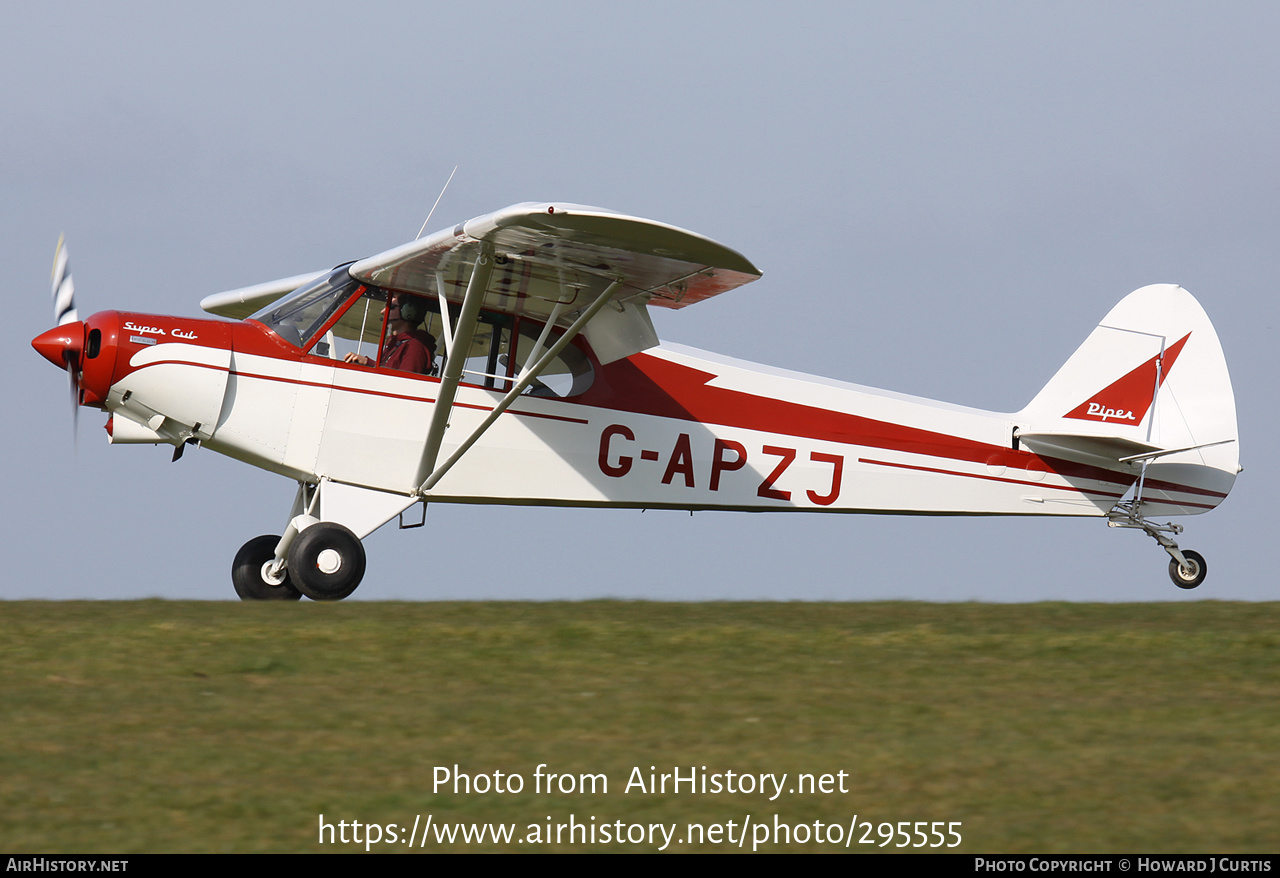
(5, 2, 1275, 600)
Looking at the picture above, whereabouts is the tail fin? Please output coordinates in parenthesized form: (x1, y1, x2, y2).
(1017, 284, 1239, 516)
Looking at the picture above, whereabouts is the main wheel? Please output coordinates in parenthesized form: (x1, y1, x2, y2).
(232, 534, 302, 601)
(287, 522, 366, 601)
(1169, 549, 1207, 589)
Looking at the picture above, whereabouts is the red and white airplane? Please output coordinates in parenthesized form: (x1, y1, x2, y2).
(32, 203, 1240, 600)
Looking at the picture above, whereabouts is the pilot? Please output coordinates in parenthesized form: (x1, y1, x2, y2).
(345, 293, 436, 374)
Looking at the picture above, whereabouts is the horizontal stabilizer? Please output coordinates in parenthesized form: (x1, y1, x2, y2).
(1017, 432, 1160, 471)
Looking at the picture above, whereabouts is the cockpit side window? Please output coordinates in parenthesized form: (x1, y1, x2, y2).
(452, 313, 515, 391)
(510, 319, 595, 398)
(324, 289, 444, 376)
(440, 314, 593, 397)
(320, 285, 390, 363)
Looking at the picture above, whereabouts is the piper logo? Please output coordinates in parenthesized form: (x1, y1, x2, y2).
(1085, 403, 1135, 422)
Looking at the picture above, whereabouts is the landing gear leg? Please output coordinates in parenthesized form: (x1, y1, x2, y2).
(1108, 500, 1207, 589)
(233, 483, 369, 601)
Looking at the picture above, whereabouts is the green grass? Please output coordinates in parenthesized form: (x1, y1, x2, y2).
(1, 601, 1277, 852)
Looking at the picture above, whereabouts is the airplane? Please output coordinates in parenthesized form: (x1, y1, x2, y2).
(31, 203, 1241, 600)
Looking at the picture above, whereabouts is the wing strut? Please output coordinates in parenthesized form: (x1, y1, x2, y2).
(517, 299, 568, 380)
(416, 278, 622, 496)
(414, 245, 495, 488)
(434, 269, 455, 357)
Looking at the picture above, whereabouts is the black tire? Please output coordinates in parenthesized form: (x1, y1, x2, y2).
(1169, 549, 1207, 589)
(287, 522, 366, 601)
(232, 534, 302, 601)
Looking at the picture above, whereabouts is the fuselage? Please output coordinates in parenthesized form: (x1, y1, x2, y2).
(38, 307, 1183, 521)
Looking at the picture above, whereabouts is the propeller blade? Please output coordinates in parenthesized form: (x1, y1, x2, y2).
(51, 235, 78, 326)
(66, 355, 80, 441)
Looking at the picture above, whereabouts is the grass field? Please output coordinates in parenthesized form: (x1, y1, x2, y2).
(1, 600, 1276, 853)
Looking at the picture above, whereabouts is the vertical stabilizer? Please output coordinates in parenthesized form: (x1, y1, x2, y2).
(1018, 284, 1239, 515)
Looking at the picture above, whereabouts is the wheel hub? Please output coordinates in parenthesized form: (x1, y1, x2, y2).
(317, 548, 342, 574)
(260, 560, 287, 586)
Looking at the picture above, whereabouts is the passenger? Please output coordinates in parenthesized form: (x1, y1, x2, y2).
(345, 294, 435, 374)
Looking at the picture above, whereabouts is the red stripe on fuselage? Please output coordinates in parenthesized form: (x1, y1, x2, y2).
(593, 353, 1231, 503)
(123, 356, 589, 426)
(860, 457, 1127, 500)
(860, 457, 1218, 510)
(579, 353, 1134, 489)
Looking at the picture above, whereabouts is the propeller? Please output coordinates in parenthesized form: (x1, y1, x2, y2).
(43, 236, 82, 437)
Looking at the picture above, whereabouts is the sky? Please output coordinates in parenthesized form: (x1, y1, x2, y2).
(4, 2, 1276, 601)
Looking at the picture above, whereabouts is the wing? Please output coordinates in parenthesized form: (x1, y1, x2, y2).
(350, 203, 762, 363)
(352, 202, 759, 311)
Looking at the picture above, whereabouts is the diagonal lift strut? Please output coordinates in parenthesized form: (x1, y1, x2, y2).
(413, 250, 622, 496)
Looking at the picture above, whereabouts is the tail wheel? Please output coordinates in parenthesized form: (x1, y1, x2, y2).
(232, 534, 302, 601)
(287, 522, 366, 601)
(1169, 549, 1207, 589)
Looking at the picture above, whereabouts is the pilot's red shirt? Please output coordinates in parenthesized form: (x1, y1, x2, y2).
(381, 329, 435, 374)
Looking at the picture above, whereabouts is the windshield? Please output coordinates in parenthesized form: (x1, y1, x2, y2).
(250, 266, 377, 350)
